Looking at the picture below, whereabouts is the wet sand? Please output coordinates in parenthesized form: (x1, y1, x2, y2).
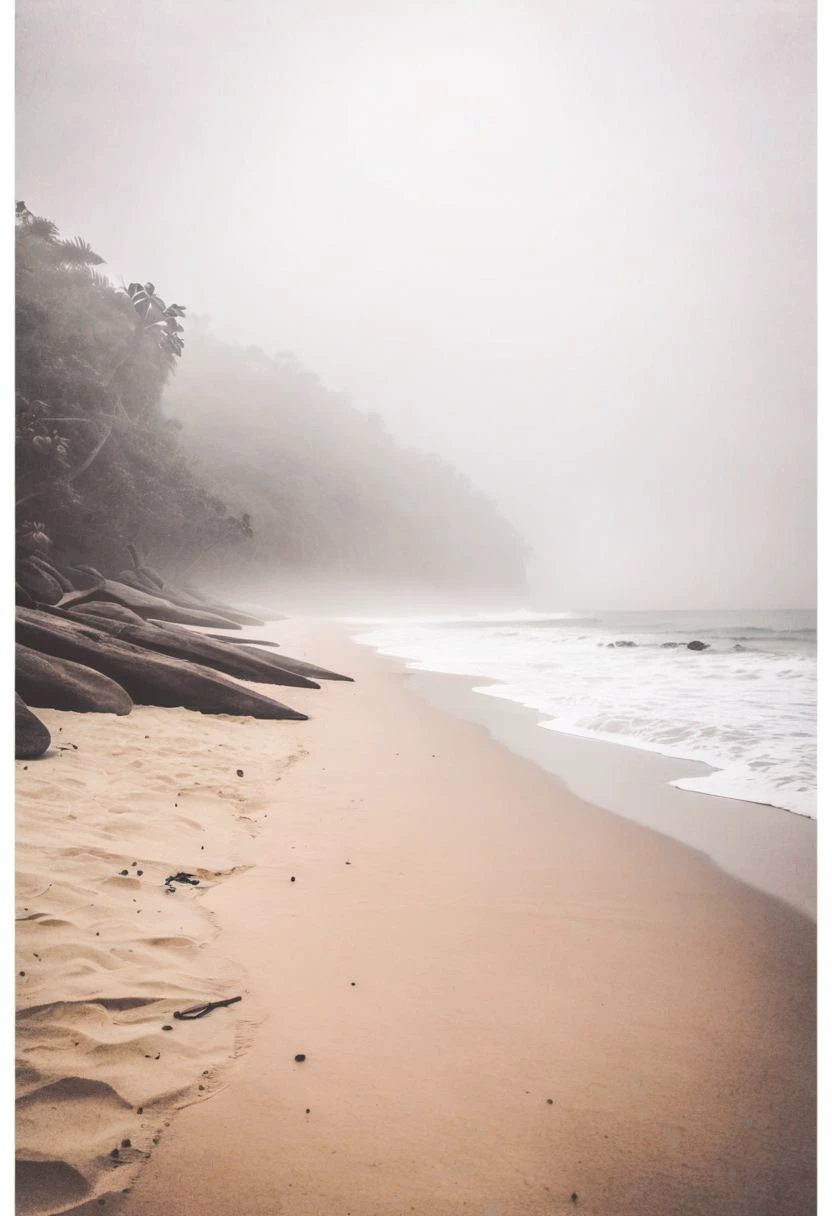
(16, 620, 816, 1216)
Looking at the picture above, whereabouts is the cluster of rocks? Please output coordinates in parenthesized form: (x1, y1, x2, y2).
(600, 639, 711, 651)
(15, 549, 352, 760)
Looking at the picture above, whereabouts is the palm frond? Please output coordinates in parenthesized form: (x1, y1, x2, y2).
(56, 236, 106, 266)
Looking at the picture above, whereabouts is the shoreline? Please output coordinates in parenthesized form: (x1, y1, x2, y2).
(17, 619, 816, 1216)
(398, 666, 816, 919)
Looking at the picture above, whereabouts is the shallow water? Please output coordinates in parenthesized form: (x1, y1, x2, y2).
(350, 609, 817, 818)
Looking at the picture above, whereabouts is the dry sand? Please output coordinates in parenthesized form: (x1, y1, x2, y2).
(16, 621, 815, 1216)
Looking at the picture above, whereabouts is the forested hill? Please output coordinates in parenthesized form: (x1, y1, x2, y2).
(16, 206, 529, 601)
(162, 332, 529, 598)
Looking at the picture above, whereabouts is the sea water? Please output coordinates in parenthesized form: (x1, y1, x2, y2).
(350, 609, 816, 818)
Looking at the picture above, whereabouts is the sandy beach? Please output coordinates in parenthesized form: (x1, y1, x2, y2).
(16, 620, 816, 1216)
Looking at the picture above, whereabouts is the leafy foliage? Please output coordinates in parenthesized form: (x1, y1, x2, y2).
(15, 206, 251, 569)
(15, 205, 528, 597)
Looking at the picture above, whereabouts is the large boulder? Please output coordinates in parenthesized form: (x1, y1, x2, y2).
(15, 610, 307, 720)
(68, 601, 152, 627)
(156, 620, 353, 682)
(117, 571, 266, 627)
(60, 580, 243, 629)
(59, 613, 321, 689)
(15, 693, 51, 759)
(15, 559, 63, 606)
(16, 645, 133, 715)
(27, 555, 74, 593)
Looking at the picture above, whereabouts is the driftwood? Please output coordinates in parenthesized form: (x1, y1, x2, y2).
(16, 610, 307, 720)
(15, 693, 52, 759)
(16, 643, 133, 715)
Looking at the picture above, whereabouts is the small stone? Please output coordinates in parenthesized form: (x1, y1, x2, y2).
(121, 1139, 131, 1148)
(19, 971, 25, 977)
(305, 1108, 310, 1114)
(110, 1148, 119, 1158)
(120, 870, 129, 876)
(547, 1098, 553, 1105)
(571, 1194, 578, 1203)
(162, 1025, 173, 1031)
(137, 870, 144, 876)
(237, 769, 244, 777)
(290, 876, 296, 883)
(137, 1107, 143, 1114)
(294, 1053, 306, 1062)
(351, 982, 356, 987)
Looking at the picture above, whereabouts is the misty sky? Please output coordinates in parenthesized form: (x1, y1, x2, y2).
(16, 0, 816, 608)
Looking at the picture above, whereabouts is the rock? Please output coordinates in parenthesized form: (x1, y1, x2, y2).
(60, 580, 244, 629)
(68, 601, 151, 627)
(206, 634, 281, 647)
(117, 570, 266, 627)
(64, 613, 322, 688)
(16, 644, 133, 715)
(236, 647, 354, 683)
(16, 582, 35, 608)
(687, 640, 709, 651)
(16, 559, 63, 605)
(27, 555, 74, 593)
(15, 693, 51, 759)
(613, 640, 637, 647)
(15, 609, 307, 720)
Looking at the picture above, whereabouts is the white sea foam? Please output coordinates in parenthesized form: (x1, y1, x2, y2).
(350, 610, 816, 818)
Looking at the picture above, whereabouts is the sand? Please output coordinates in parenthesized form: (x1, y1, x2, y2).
(16, 621, 816, 1216)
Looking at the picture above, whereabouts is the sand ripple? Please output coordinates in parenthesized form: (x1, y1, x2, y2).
(16, 705, 304, 1215)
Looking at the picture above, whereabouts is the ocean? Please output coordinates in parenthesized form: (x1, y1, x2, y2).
(350, 609, 817, 819)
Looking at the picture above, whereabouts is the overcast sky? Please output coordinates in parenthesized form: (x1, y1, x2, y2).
(16, 0, 816, 609)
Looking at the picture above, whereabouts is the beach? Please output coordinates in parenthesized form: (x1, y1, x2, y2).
(16, 619, 816, 1216)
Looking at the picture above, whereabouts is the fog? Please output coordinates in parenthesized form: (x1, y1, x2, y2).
(16, 0, 816, 610)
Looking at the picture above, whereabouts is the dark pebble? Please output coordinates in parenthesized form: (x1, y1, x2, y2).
(547, 1098, 553, 1105)
(571, 1194, 578, 1203)
(351, 982, 356, 987)
(290, 876, 296, 882)
(162, 1025, 173, 1031)
(137, 1107, 143, 1114)
(305, 1108, 310, 1114)
(237, 769, 244, 777)
(121, 1139, 131, 1149)
(294, 1053, 306, 1062)
(19, 971, 25, 977)
(120, 870, 129, 876)
(110, 1148, 119, 1158)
